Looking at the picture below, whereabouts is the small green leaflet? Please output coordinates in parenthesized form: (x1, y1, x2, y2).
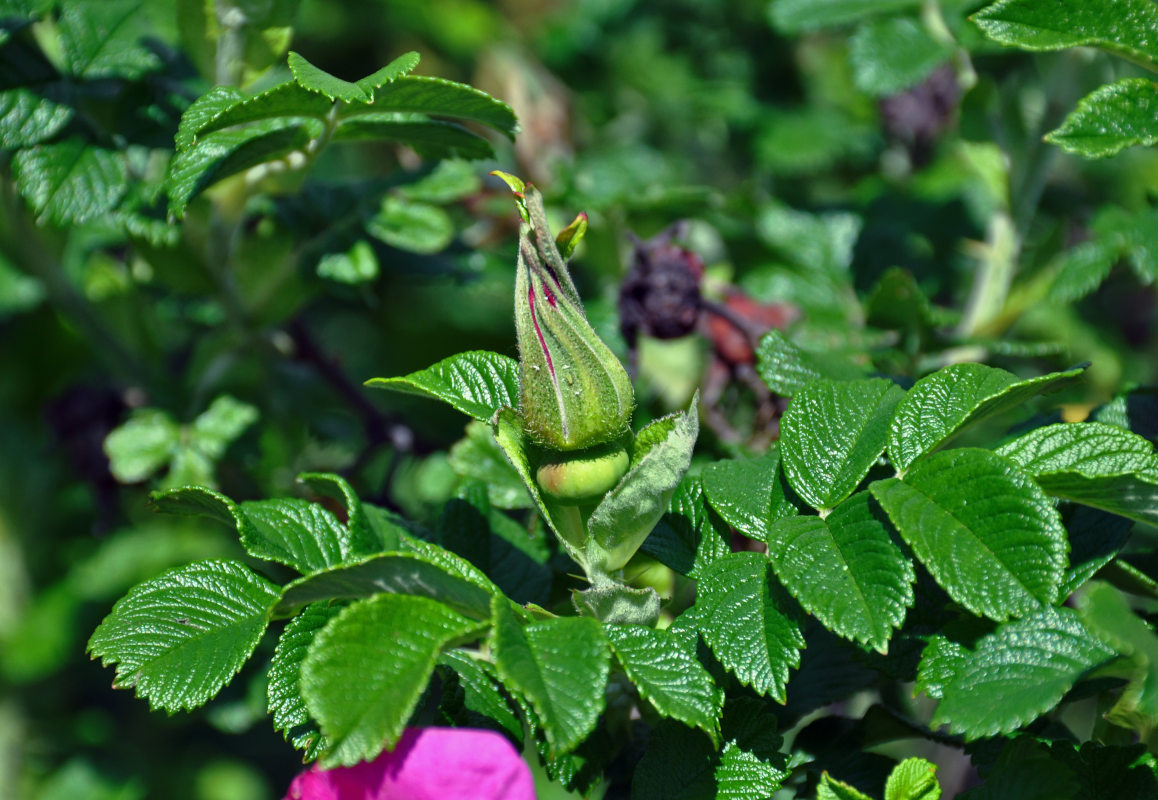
(240, 498, 352, 575)
(366, 350, 519, 422)
(268, 603, 338, 759)
(491, 598, 610, 754)
(817, 773, 874, 800)
(275, 551, 494, 620)
(702, 448, 797, 542)
(694, 552, 804, 702)
(781, 378, 904, 511)
(871, 448, 1067, 622)
(1046, 79, 1158, 159)
(885, 757, 941, 800)
(769, 0, 924, 34)
(448, 421, 531, 510)
(367, 196, 454, 254)
(755, 329, 867, 397)
(930, 606, 1115, 738)
(973, 0, 1158, 67)
(849, 17, 953, 97)
(12, 139, 127, 225)
(437, 649, 523, 744)
(604, 624, 724, 744)
(88, 560, 279, 712)
(302, 594, 486, 767)
(766, 491, 914, 653)
(888, 363, 1085, 472)
(999, 422, 1158, 526)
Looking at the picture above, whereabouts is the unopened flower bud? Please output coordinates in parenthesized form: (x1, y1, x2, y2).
(511, 185, 634, 452)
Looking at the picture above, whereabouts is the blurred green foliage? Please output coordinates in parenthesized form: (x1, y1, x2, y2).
(2, 0, 1157, 797)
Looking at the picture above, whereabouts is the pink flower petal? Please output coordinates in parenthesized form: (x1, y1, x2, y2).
(283, 728, 535, 800)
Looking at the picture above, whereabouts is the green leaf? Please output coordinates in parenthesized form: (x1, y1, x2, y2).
(1048, 239, 1119, 303)
(275, 551, 494, 620)
(756, 204, 862, 274)
(354, 75, 518, 140)
(640, 476, 732, 579)
(177, 83, 329, 149)
(399, 160, 482, 204)
(148, 485, 245, 530)
(1078, 581, 1158, 720)
(767, 491, 914, 653)
(769, 0, 923, 34)
(756, 329, 868, 397)
(781, 378, 905, 510)
(605, 624, 724, 743)
(239, 498, 352, 574)
(331, 116, 495, 159)
(714, 698, 790, 798)
(886, 757, 941, 800)
(167, 121, 316, 217)
(268, 603, 337, 759)
(316, 240, 378, 284)
(297, 472, 380, 558)
(931, 606, 1115, 738)
(437, 649, 522, 743)
(12, 139, 127, 225)
(0, 88, 72, 148)
(367, 196, 454, 254)
(491, 598, 610, 754)
(302, 594, 485, 766)
(1045, 78, 1158, 158)
(173, 86, 244, 151)
(631, 721, 717, 799)
(888, 363, 1086, 472)
(998, 422, 1158, 526)
(587, 402, 699, 572)
(104, 409, 179, 483)
(849, 17, 953, 97)
(448, 421, 532, 509)
(355, 51, 422, 96)
(87, 560, 278, 712)
(367, 350, 519, 422)
(972, 0, 1158, 66)
(702, 448, 797, 542)
(695, 552, 805, 702)
(57, 0, 161, 78)
(871, 448, 1067, 621)
(288, 51, 372, 102)
(191, 395, 258, 459)
(818, 773, 875, 800)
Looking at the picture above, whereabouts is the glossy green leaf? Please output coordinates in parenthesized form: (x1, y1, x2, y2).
(104, 409, 179, 483)
(702, 448, 797, 542)
(178, 82, 329, 148)
(87, 560, 278, 712)
(888, 363, 1085, 472)
(999, 422, 1158, 526)
(167, 121, 316, 216)
(297, 472, 379, 558)
(12, 139, 127, 225)
(288, 51, 373, 102)
(302, 594, 485, 766)
(437, 649, 522, 743)
(769, 0, 923, 34)
(755, 329, 868, 397)
(849, 17, 953, 97)
(491, 598, 610, 754)
(275, 551, 494, 620)
(973, 0, 1158, 66)
(268, 603, 337, 759)
(931, 607, 1115, 738)
(1046, 79, 1158, 158)
(148, 485, 245, 530)
(605, 624, 724, 743)
(695, 552, 804, 702)
(782, 378, 905, 510)
(587, 403, 698, 572)
(367, 350, 519, 422)
(871, 449, 1067, 621)
(640, 476, 731, 579)
(355, 51, 421, 96)
(367, 196, 454, 254)
(714, 698, 790, 799)
(767, 491, 914, 653)
(0, 88, 72, 148)
(351, 75, 518, 140)
(885, 757, 941, 800)
(239, 498, 351, 574)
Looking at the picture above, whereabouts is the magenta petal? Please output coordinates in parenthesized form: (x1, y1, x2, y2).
(379, 728, 536, 800)
(282, 728, 535, 800)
